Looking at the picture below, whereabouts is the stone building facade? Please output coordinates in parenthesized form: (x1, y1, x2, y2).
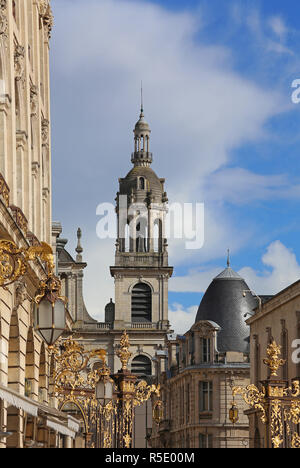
(246, 280, 300, 448)
(0, 1, 78, 448)
(150, 263, 259, 449)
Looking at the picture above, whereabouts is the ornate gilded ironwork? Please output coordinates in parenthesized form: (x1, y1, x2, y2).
(233, 384, 267, 423)
(51, 331, 163, 449)
(233, 341, 300, 449)
(116, 330, 132, 370)
(263, 341, 286, 377)
(0, 240, 55, 287)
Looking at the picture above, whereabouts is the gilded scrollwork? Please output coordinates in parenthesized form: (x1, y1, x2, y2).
(50, 331, 163, 449)
(0, 240, 28, 287)
(233, 342, 300, 449)
(271, 400, 284, 449)
(233, 384, 267, 424)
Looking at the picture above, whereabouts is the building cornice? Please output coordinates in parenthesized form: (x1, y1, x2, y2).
(247, 280, 300, 325)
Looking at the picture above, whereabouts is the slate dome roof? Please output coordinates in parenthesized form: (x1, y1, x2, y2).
(120, 166, 164, 198)
(195, 266, 257, 353)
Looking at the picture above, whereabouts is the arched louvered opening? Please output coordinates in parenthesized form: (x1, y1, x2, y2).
(139, 177, 145, 190)
(131, 283, 152, 323)
(131, 355, 152, 377)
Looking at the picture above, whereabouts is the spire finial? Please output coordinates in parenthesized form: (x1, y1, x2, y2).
(76, 227, 83, 262)
(227, 249, 230, 268)
(141, 80, 144, 114)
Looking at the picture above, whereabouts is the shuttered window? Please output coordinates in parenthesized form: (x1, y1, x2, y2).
(131, 283, 152, 323)
(131, 355, 152, 376)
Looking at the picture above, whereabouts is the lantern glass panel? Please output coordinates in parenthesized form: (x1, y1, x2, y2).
(36, 299, 53, 329)
(54, 299, 66, 329)
(96, 379, 113, 402)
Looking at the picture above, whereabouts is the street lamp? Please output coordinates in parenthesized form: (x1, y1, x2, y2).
(52, 331, 162, 449)
(229, 402, 239, 425)
(95, 364, 114, 405)
(0, 240, 67, 347)
(33, 274, 67, 347)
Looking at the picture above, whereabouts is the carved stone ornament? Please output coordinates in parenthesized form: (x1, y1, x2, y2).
(30, 84, 38, 116)
(14, 44, 25, 83)
(41, 118, 49, 146)
(0, 0, 8, 42)
(14, 279, 28, 311)
(38, 0, 54, 40)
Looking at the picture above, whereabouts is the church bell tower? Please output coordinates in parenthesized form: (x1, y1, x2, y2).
(110, 105, 173, 333)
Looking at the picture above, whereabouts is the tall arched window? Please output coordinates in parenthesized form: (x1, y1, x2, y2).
(131, 355, 152, 376)
(131, 283, 152, 323)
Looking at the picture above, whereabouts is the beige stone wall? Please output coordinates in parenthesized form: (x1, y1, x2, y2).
(0, 0, 55, 448)
(151, 322, 251, 449)
(0, 0, 52, 244)
(151, 368, 250, 449)
(248, 281, 300, 384)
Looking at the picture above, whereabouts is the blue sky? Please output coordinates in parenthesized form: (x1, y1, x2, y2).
(50, 0, 300, 333)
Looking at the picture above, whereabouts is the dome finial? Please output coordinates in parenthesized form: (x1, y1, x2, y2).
(141, 80, 144, 115)
(227, 249, 230, 268)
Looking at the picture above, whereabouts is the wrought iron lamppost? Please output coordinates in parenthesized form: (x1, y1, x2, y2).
(52, 331, 163, 449)
(231, 341, 300, 449)
(0, 240, 67, 347)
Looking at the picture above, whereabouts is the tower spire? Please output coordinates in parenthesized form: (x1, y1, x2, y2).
(132, 86, 152, 167)
(141, 80, 144, 115)
(227, 249, 230, 268)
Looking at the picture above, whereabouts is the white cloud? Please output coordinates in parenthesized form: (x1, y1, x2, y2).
(204, 168, 300, 205)
(240, 241, 300, 295)
(50, 0, 293, 318)
(268, 16, 288, 41)
(168, 303, 198, 335)
(170, 241, 300, 298)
